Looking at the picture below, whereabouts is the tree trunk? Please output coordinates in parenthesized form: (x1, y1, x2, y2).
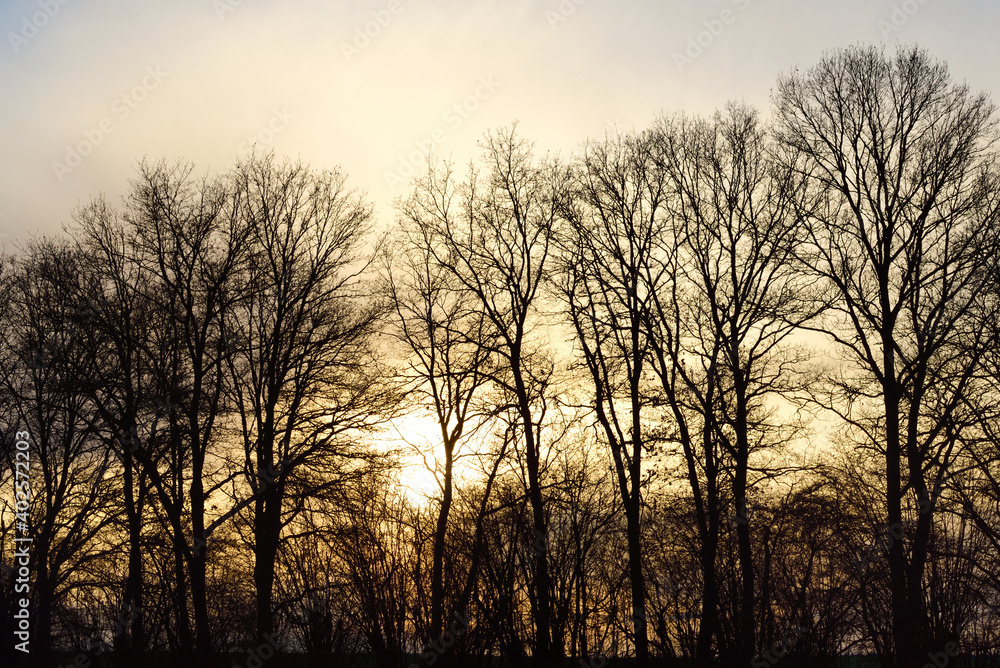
(254, 487, 282, 647)
(120, 456, 146, 664)
(628, 349, 649, 666)
(625, 500, 648, 665)
(696, 474, 720, 666)
(733, 381, 755, 664)
(517, 382, 552, 665)
(188, 458, 213, 665)
(254, 415, 281, 649)
(883, 331, 921, 668)
(171, 531, 193, 655)
(431, 441, 455, 641)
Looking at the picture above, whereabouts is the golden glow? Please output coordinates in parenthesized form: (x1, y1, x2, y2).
(390, 413, 446, 504)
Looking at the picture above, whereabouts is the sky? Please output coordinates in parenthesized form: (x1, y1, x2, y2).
(2, 0, 999, 247)
(2, 0, 996, 500)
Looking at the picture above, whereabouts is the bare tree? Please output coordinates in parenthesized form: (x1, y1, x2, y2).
(222, 153, 395, 647)
(653, 103, 816, 663)
(397, 126, 570, 663)
(774, 44, 1000, 666)
(72, 195, 168, 664)
(381, 209, 498, 648)
(947, 247, 1000, 653)
(0, 239, 118, 663)
(332, 471, 416, 668)
(106, 159, 252, 663)
(556, 127, 671, 665)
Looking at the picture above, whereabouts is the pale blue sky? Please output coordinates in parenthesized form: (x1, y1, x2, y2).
(2, 0, 998, 244)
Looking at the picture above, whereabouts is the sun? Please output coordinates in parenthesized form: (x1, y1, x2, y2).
(389, 412, 447, 504)
(387, 411, 485, 506)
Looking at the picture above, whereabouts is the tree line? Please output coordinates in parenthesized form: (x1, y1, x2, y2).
(2, 44, 1000, 668)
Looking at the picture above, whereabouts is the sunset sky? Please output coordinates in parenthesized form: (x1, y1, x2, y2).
(2, 0, 998, 246)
